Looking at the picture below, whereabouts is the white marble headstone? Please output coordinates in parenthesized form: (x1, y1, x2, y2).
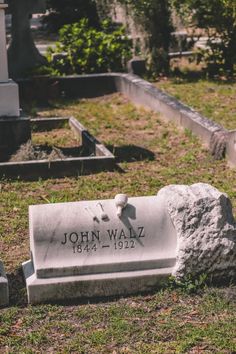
(23, 195, 177, 303)
(0, 0, 20, 117)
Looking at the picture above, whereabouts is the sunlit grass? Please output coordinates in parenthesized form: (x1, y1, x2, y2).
(156, 78, 236, 130)
(0, 93, 235, 353)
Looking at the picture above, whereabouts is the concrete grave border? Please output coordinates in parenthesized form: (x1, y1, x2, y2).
(17, 73, 236, 167)
(0, 116, 115, 180)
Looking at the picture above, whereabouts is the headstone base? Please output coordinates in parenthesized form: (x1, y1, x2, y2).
(23, 259, 173, 304)
(0, 116, 31, 161)
(0, 80, 20, 117)
(0, 261, 9, 307)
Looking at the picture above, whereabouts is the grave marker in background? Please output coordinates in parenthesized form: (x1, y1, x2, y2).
(0, 0, 31, 160)
(0, 0, 19, 116)
(0, 261, 9, 306)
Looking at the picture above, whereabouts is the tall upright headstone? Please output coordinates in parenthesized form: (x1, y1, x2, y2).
(0, 0, 10, 305)
(0, 0, 19, 116)
(0, 0, 31, 161)
(0, 0, 8, 82)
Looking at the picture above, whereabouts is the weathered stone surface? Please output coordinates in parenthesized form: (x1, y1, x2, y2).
(0, 261, 9, 306)
(157, 183, 236, 281)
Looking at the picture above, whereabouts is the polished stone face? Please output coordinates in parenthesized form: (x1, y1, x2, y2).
(29, 195, 177, 279)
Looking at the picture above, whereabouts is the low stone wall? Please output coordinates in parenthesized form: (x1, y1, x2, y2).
(16, 73, 236, 166)
(114, 74, 226, 148)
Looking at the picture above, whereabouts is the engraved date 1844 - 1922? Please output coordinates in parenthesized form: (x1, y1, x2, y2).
(61, 226, 145, 254)
(72, 240, 136, 254)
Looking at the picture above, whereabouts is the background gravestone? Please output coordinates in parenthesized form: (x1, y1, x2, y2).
(7, 0, 47, 78)
(0, 0, 31, 160)
(0, 0, 19, 116)
(0, 261, 9, 306)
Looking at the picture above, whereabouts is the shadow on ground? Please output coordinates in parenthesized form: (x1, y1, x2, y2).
(8, 268, 28, 307)
(108, 145, 155, 163)
(7, 266, 165, 307)
(7, 268, 236, 308)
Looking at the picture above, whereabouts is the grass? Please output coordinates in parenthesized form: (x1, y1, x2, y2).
(1, 93, 236, 353)
(155, 77, 236, 130)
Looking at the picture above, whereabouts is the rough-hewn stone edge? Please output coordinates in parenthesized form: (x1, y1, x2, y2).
(0, 116, 115, 180)
(17, 73, 235, 165)
(157, 183, 236, 282)
(0, 261, 9, 307)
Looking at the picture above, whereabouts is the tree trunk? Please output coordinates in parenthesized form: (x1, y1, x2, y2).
(224, 31, 236, 73)
(7, 0, 47, 79)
